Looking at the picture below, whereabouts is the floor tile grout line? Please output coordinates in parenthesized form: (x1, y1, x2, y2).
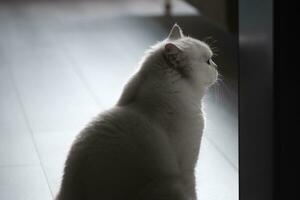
(62, 48, 103, 108)
(4, 64, 54, 198)
(51, 30, 104, 109)
(203, 135, 238, 171)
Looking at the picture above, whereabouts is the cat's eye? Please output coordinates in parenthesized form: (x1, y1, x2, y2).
(206, 58, 212, 65)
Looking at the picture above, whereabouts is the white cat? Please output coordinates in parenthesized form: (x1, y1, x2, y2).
(56, 24, 218, 200)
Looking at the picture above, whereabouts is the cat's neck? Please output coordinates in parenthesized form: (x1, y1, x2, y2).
(126, 88, 205, 136)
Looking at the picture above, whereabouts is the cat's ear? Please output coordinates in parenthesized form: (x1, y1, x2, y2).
(165, 43, 181, 55)
(164, 43, 184, 69)
(168, 23, 184, 40)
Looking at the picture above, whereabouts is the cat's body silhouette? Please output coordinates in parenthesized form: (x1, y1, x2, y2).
(56, 24, 218, 200)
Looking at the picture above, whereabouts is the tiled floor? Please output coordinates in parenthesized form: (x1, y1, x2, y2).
(0, 0, 238, 199)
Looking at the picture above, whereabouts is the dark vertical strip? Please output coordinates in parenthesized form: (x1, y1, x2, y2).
(276, 1, 298, 199)
(226, 0, 238, 34)
(239, 0, 274, 200)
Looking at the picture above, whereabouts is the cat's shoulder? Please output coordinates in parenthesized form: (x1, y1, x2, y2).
(79, 106, 156, 137)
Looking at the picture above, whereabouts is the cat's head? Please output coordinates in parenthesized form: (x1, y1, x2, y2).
(162, 24, 218, 88)
(119, 24, 219, 106)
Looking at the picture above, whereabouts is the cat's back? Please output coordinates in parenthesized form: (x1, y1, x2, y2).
(56, 106, 180, 200)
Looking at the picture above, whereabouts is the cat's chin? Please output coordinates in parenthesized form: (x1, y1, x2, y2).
(204, 71, 219, 87)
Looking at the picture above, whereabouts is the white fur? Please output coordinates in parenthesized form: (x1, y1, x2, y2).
(56, 24, 218, 200)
